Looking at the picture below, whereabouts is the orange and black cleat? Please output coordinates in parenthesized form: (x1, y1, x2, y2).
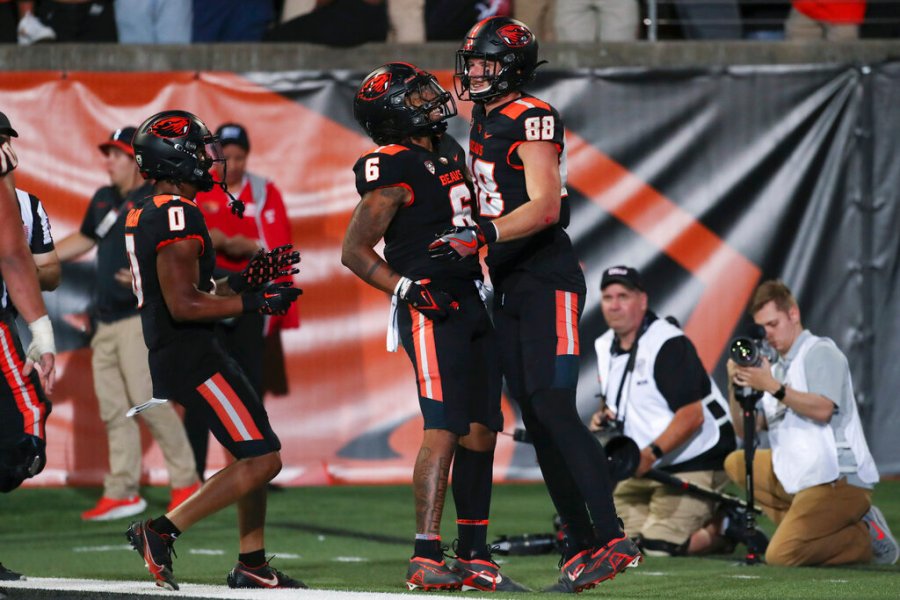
(545, 535, 642, 593)
(125, 520, 178, 591)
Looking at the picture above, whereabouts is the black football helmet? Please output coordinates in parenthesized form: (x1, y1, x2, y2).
(455, 16, 542, 103)
(353, 62, 457, 145)
(132, 110, 223, 192)
(0, 434, 46, 493)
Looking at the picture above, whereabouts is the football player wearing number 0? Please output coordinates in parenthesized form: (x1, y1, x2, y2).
(122, 111, 304, 591)
(432, 17, 643, 592)
(343, 63, 528, 593)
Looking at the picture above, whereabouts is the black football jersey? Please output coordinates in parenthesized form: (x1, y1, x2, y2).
(469, 94, 585, 293)
(353, 135, 482, 286)
(123, 194, 217, 351)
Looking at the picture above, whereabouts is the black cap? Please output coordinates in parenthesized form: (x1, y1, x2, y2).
(601, 265, 644, 291)
(0, 112, 18, 137)
(98, 126, 137, 156)
(215, 123, 250, 151)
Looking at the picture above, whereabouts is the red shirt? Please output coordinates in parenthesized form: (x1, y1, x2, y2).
(793, 1, 866, 24)
(195, 174, 299, 331)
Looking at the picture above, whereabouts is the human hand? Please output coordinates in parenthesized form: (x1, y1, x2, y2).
(395, 277, 458, 321)
(228, 245, 301, 293)
(243, 281, 303, 316)
(428, 225, 488, 260)
(24, 315, 56, 394)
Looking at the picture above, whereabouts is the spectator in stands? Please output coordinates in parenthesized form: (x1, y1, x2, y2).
(555, 0, 638, 41)
(786, 0, 865, 41)
(188, 122, 298, 480)
(265, 0, 387, 45)
(115, 0, 191, 44)
(425, 0, 510, 41)
(515, 0, 555, 42)
(193, 0, 275, 42)
(673, 0, 742, 39)
(32, 0, 118, 42)
(56, 126, 200, 521)
(6, 0, 56, 44)
(386, 0, 424, 42)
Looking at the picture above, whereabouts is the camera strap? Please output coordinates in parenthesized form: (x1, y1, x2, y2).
(610, 339, 639, 426)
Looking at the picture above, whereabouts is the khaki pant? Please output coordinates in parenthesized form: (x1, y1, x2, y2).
(725, 449, 872, 566)
(554, 0, 639, 42)
(515, 0, 556, 42)
(615, 469, 728, 547)
(785, 8, 859, 41)
(92, 315, 197, 498)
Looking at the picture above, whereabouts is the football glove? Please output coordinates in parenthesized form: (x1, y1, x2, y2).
(394, 277, 458, 321)
(242, 281, 303, 315)
(228, 244, 301, 293)
(0, 140, 18, 176)
(427, 224, 496, 261)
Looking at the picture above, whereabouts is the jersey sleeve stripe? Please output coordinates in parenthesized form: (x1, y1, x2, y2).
(156, 234, 205, 255)
(362, 144, 408, 157)
(555, 290, 580, 356)
(0, 320, 45, 438)
(197, 373, 264, 442)
(409, 306, 443, 402)
(499, 97, 551, 120)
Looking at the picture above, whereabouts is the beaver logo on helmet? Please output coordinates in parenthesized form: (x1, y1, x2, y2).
(358, 72, 392, 101)
(148, 116, 191, 138)
(497, 24, 532, 48)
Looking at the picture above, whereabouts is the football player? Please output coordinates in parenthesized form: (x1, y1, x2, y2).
(343, 62, 528, 593)
(428, 17, 643, 592)
(122, 110, 303, 591)
(0, 113, 54, 581)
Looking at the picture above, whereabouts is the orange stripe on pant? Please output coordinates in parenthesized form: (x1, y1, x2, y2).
(409, 307, 443, 402)
(555, 290, 580, 356)
(196, 373, 263, 442)
(0, 320, 44, 437)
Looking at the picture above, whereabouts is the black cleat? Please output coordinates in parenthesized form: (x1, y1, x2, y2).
(406, 556, 463, 591)
(227, 559, 307, 589)
(0, 563, 24, 581)
(125, 520, 178, 591)
(452, 556, 531, 592)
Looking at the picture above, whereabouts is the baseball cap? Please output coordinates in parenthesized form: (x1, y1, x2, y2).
(0, 112, 18, 137)
(98, 126, 137, 156)
(601, 265, 644, 291)
(215, 123, 250, 151)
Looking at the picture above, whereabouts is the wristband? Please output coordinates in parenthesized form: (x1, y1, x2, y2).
(227, 272, 246, 294)
(649, 443, 664, 459)
(26, 315, 56, 360)
(773, 384, 787, 400)
(394, 276, 413, 299)
(484, 222, 499, 244)
(241, 293, 261, 313)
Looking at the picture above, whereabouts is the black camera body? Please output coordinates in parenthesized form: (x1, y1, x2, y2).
(730, 336, 765, 367)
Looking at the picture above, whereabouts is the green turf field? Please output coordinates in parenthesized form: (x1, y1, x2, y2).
(1, 481, 898, 598)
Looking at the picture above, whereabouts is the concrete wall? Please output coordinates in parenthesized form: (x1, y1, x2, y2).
(2, 41, 899, 72)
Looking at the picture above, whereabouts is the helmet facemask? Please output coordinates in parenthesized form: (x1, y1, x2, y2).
(399, 74, 457, 137)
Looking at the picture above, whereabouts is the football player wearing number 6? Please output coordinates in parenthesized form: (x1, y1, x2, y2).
(343, 63, 528, 593)
(122, 110, 304, 591)
(429, 17, 642, 593)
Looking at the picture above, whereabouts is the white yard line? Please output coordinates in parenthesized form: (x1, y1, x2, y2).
(0, 577, 457, 599)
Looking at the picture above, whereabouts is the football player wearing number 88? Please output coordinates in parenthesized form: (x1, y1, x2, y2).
(434, 17, 643, 593)
(343, 62, 529, 593)
(122, 110, 304, 591)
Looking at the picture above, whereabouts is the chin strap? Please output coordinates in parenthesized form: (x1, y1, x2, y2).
(218, 179, 245, 218)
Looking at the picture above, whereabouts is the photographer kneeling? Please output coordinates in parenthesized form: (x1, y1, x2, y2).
(726, 280, 897, 566)
(593, 266, 735, 556)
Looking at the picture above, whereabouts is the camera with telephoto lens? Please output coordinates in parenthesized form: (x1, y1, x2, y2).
(729, 324, 775, 368)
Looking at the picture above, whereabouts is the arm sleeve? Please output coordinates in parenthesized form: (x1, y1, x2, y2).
(79, 190, 105, 240)
(803, 342, 847, 409)
(353, 149, 407, 196)
(654, 336, 712, 412)
(29, 194, 55, 253)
